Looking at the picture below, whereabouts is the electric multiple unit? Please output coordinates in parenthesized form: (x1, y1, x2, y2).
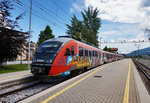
(31, 37, 124, 78)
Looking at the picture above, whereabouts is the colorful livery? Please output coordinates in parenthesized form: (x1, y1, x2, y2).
(31, 37, 124, 77)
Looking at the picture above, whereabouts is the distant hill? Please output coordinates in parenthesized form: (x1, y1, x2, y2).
(126, 47, 150, 57)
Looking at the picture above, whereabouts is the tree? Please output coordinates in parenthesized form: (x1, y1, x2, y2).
(0, 28, 28, 68)
(0, 0, 27, 68)
(108, 48, 112, 52)
(66, 7, 101, 47)
(0, 0, 25, 29)
(103, 46, 112, 52)
(66, 15, 83, 39)
(103, 46, 108, 51)
(81, 7, 101, 47)
(37, 25, 55, 46)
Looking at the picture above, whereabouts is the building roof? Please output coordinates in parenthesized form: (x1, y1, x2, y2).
(111, 48, 118, 51)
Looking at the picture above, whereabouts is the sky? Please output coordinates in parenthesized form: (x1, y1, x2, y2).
(10, 0, 150, 54)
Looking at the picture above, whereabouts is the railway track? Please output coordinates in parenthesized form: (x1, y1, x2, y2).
(132, 59, 150, 94)
(0, 76, 65, 103)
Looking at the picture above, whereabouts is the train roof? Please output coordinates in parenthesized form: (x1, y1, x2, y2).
(46, 37, 74, 44)
(45, 37, 123, 56)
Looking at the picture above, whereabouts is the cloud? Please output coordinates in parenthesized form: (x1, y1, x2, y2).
(72, 0, 85, 12)
(140, 0, 150, 22)
(84, 0, 145, 23)
(70, 8, 74, 13)
(71, 0, 150, 53)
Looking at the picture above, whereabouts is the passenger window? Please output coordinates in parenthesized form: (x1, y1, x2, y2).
(99, 52, 101, 58)
(65, 48, 71, 56)
(79, 47, 83, 56)
(89, 51, 91, 56)
(95, 51, 98, 57)
(85, 48, 88, 56)
(93, 50, 95, 56)
(71, 46, 74, 55)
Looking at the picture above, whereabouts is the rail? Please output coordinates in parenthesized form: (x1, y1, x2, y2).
(132, 59, 150, 81)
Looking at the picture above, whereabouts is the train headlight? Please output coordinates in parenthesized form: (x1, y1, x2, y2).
(49, 60, 52, 63)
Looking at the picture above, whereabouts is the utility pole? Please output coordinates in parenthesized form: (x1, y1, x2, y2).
(28, 0, 32, 70)
(135, 43, 140, 60)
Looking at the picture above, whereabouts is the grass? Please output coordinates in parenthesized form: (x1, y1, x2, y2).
(0, 64, 30, 74)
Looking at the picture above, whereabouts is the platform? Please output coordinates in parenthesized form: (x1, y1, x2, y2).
(0, 70, 32, 84)
(19, 59, 150, 103)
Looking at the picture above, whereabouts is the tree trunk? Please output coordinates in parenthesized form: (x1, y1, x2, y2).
(0, 62, 2, 69)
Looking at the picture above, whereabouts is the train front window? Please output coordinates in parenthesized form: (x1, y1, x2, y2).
(37, 41, 63, 53)
(33, 53, 55, 64)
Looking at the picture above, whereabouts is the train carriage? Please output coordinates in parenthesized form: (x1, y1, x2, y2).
(31, 37, 124, 78)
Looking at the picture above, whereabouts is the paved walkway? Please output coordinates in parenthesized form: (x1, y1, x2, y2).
(0, 70, 32, 84)
(19, 59, 150, 103)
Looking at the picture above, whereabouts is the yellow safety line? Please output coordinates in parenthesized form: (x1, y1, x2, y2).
(123, 60, 131, 103)
(41, 65, 108, 103)
(0, 73, 31, 80)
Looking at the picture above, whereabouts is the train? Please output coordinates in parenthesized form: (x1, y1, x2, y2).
(31, 36, 124, 78)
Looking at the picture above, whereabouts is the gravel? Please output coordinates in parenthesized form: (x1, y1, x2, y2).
(137, 59, 150, 68)
(0, 82, 55, 103)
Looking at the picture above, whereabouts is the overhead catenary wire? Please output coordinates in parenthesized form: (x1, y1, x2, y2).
(32, 0, 69, 25)
(32, 0, 69, 24)
(99, 40, 150, 44)
(49, 0, 72, 18)
(13, 0, 66, 30)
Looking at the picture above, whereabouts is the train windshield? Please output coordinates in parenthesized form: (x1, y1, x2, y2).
(33, 41, 63, 63)
(33, 53, 55, 64)
(37, 41, 63, 53)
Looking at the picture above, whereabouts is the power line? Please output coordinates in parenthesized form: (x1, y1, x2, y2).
(49, 0, 72, 18)
(32, 0, 69, 24)
(13, 0, 66, 30)
(32, 0, 68, 25)
(100, 40, 150, 44)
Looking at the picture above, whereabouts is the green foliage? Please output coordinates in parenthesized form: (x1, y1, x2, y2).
(0, 0, 27, 68)
(103, 46, 108, 51)
(0, 28, 27, 68)
(66, 15, 83, 39)
(66, 7, 101, 47)
(0, 0, 25, 29)
(37, 25, 55, 46)
(108, 48, 112, 52)
(103, 46, 113, 52)
(81, 7, 101, 47)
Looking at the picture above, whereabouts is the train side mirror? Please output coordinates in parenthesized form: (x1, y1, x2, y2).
(65, 48, 71, 56)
